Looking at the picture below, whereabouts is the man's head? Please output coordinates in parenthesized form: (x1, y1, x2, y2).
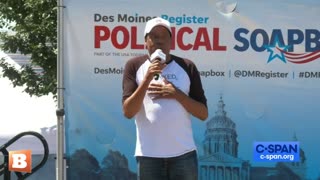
(144, 17, 172, 60)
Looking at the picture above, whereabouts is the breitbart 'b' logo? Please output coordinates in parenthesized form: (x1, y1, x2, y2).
(9, 150, 32, 173)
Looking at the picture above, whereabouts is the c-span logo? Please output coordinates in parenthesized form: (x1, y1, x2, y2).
(253, 142, 299, 162)
(9, 150, 32, 173)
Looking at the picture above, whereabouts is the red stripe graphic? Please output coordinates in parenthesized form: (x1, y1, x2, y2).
(277, 48, 320, 64)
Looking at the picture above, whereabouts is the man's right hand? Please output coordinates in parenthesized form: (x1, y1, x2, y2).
(145, 60, 166, 82)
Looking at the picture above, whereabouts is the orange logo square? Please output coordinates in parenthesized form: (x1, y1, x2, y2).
(9, 150, 32, 173)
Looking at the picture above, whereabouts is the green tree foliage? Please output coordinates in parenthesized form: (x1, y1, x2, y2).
(0, 0, 57, 96)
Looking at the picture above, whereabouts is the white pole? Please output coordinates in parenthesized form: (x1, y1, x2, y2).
(56, 0, 65, 179)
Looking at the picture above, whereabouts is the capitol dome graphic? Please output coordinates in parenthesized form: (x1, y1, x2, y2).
(198, 96, 308, 180)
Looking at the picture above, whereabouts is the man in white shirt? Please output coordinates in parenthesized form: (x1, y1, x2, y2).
(122, 17, 208, 180)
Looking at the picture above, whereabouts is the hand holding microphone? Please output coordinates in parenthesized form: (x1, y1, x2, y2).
(149, 49, 166, 81)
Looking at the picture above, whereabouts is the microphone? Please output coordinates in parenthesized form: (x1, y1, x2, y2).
(150, 49, 166, 64)
(150, 49, 166, 80)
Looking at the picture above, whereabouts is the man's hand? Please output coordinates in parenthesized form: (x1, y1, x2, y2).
(145, 60, 166, 82)
(147, 79, 177, 99)
(147, 78, 208, 120)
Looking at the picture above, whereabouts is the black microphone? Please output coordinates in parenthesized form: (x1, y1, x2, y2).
(150, 49, 166, 80)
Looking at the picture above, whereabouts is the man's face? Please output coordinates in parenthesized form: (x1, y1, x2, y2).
(145, 26, 171, 58)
